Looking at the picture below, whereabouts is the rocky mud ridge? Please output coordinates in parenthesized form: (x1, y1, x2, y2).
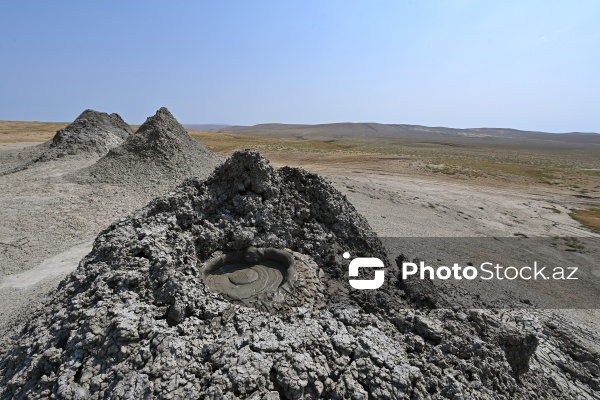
(0, 151, 599, 399)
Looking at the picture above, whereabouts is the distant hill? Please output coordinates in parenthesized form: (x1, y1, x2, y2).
(209, 122, 600, 146)
(183, 123, 231, 131)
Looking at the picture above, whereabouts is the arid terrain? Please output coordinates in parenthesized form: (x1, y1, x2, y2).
(1, 116, 599, 398)
(1, 118, 599, 321)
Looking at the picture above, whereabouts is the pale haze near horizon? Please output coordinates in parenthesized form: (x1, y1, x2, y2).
(1, 1, 598, 133)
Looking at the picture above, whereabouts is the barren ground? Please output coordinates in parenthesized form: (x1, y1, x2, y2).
(1, 122, 599, 352)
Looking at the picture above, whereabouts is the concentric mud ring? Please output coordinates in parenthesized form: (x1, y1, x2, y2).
(200, 247, 298, 300)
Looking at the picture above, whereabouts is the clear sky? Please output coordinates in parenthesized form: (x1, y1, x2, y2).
(1, 1, 598, 132)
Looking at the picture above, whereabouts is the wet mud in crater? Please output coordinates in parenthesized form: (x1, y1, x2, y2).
(201, 247, 297, 300)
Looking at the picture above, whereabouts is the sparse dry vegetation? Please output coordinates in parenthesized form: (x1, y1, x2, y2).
(2, 121, 599, 200)
(570, 208, 600, 232)
(186, 129, 600, 195)
(0, 121, 68, 142)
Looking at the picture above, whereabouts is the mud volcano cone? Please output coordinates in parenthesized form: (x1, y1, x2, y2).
(82, 107, 222, 187)
(1, 151, 554, 399)
(38, 109, 133, 161)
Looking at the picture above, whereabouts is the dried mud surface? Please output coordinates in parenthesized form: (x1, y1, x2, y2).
(75, 107, 222, 194)
(0, 112, 599, 399)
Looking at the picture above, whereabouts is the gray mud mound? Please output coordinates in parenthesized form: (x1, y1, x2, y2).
(39, 109, 133, 161)
(0, 110, 133, 176)
(77, 107, 222, 190)
(0, 151, 597, 399)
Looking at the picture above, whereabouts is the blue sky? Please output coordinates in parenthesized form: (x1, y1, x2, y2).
(1, 1, 598, 132)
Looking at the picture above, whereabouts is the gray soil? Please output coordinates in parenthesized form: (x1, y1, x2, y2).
(0, 118, 599, 398)
(0, 107, 224, 351)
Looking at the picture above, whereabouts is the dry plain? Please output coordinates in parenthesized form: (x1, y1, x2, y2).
(1, 119, 599, 294)
(1, 119, 600, 397)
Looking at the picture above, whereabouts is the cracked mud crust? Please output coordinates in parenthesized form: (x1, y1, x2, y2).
(1, 150, 599, 399)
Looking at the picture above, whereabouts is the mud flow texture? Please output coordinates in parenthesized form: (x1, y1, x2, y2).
(201, 247, 297, 300)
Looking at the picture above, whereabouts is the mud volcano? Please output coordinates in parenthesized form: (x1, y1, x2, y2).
(1, 150, 596, 399)
(39, 109, 133, 161)
(78, 107, 222, 190)
(202, 247, 297, 300)
(0, 109, 133, 176)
